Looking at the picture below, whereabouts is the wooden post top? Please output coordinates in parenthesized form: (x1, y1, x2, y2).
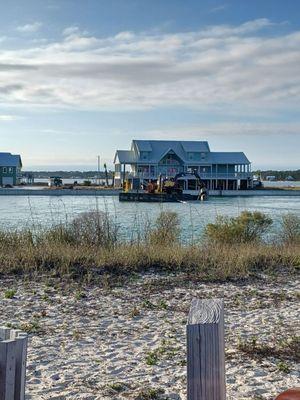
(188, 298, 224, 325)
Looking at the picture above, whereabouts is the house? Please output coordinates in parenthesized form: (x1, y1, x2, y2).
(0, 152, 22, 186)
(114, 140, 252, 190)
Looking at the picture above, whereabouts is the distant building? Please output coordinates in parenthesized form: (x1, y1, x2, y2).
(286, 175, 294, 181)
(266, 176, 276, 181)
(0, 152, 22, 186)
(114, 140, 252, 190)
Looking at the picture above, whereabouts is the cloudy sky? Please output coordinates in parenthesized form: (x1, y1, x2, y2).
(0, 0, 299, 170)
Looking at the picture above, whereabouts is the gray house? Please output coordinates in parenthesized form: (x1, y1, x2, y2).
(114, 140, 252, 190)
(0, 152, 22, 186)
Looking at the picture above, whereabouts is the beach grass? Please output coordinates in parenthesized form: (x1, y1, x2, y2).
(0, 211, 299, 282)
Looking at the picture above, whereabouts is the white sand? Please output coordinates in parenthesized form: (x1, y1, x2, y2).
(0, 272, 299, 400)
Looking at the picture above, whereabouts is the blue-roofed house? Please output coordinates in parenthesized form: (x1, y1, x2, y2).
(114, 140, 252, 190)
(0, 152, 22, 186)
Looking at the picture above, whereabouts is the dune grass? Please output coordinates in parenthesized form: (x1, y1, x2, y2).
(0, 211, 299, 283)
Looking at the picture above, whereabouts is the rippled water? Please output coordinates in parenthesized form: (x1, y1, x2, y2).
(0, 195, 299, 241)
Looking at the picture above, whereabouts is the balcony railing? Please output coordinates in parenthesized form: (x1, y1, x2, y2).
(133, 172, 252, 180)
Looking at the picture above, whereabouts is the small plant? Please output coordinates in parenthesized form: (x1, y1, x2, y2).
(142, 299, 155, 309)
(157, 299, 168, 310)
(108, 382, 126, 393)
(72, 329, 82, 340)
(129, 306, 141, 318)
(277, 360, 290, 374)
(75, 290, 87, 300)
(280, 213, 300, 244)
(136, 387, 165, 400)
(20, 320, 42, 334)
(4, 289, 17, 299)
(145, 351, 159, 366)
(237, 333, 300, 362)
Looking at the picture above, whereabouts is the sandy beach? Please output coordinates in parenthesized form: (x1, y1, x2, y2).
(1, 272, 299, 400)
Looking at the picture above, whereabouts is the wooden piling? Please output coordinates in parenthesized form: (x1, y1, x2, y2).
(0, 328, 28, 400)
(187, 298, 226, 400)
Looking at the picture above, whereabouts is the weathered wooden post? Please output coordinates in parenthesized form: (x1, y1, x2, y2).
(0, 327, 28, 400)
(187, 298, 225, 400)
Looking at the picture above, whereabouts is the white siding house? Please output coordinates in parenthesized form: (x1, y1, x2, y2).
(114, 140, 252, 190)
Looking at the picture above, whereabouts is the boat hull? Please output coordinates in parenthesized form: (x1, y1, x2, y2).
(119, 192, 202, 202)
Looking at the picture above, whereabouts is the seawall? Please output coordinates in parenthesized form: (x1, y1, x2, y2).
(0, 189, 121, 196)
(0, 188, 299, 196)
(209, 189, 300, 196)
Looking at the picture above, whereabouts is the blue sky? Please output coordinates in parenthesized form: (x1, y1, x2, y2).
(0, 0, 299, 170)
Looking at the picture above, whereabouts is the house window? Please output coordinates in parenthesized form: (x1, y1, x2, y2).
(8, 167, 13, 174)
(3, 167, 7, 173)
(201, 153, 206, 160)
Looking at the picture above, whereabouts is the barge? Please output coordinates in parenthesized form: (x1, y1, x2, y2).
(119, 172, 208, 202)
(119, 191, 201, 202)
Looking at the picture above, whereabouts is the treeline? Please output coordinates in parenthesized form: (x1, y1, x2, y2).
(253, 170, 300, 181)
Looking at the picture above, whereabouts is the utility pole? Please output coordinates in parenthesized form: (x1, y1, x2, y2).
(97, 155, 100, 185)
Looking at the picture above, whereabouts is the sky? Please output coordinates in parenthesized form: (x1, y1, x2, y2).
(0, 0, 299, 170)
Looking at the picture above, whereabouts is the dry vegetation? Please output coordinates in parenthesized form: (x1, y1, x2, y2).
(0, 211, 299, 283)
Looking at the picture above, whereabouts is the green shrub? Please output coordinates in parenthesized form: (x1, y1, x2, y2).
(148, 211, 180, 246)
(204, 211, 273, 244)
(280, 214, 300, 244)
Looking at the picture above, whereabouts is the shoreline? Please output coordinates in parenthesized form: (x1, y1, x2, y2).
(0, 188, 300, 196)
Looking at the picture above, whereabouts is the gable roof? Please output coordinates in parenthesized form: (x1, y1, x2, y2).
(132, 140, 152, 152)
(114, 150, 137, 164)
(158, 147, 186, 163)
(0, 152, 22, 167)
(114, 140, 250, 165)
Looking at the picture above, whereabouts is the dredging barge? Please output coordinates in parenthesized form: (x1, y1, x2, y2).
(119, 172, 208, 202)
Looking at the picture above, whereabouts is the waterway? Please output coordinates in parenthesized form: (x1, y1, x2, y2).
(0, 195, 299, 242)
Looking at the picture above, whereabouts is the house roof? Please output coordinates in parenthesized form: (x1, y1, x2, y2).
(181, 141, 210, 153)
(132, 140, 152, 152)
(0, 152, 22, 167)
(114, 150, 137, 164)
(209, 152, 250, 164)
(133, 140, 210, 159)
(114, 140, 250, 165)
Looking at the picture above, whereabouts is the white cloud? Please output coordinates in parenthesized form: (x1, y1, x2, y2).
(139, 122, 300, 139)
(62, 26, 81, 36)
(210, 4, 228, 13)
(0, 115, 18, 121)
(0, 19, 299, 118)
(16, 22, 42, 33)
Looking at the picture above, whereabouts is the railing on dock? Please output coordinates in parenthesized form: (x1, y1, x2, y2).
(0, 327, 28, 400)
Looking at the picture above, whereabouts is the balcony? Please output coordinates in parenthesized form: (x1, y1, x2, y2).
(200, 173, 252, 180)
(134, 172, 252, 180)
